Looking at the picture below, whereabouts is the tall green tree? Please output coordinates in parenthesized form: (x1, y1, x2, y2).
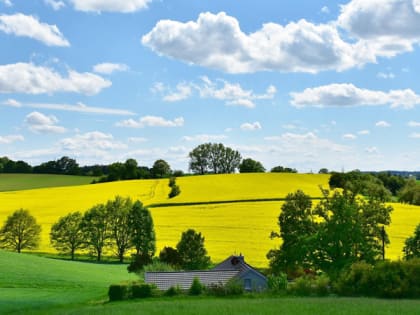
(151, 159, 171, 178)
(177, 229, 210, 270)
(50, 211, 84, 260)
(267, 190, 316, 275)
(81, 204, 110, 261)
(0, 209, 41, 253)
(128, 201, 156, 258)
(239, 158, 265, 173)
(107, 196, 133, 263)
(403, 224, 420, 260)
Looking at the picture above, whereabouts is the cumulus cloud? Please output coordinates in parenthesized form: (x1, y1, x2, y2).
(44, 0, 65, 10)
(60, 131, 126, 151)
(343, 133, 357, 140)
(25, 111, 67, 134)
(1, 0, 12, 7)
(365, 146, 379, 154)
(0, 134, 24, 144)
(3, 98, 21, 107)
(358, 130, 370, 135)
(0, 13, 69, 46)
(375, 121, 391, 128)
(0, 63, 111, 95)
(408, 121, 420, 127)
(290, 83, 420, 109)
(155, 77, 276, 108)
(93, 63, 129, 74)
(240, 122, 262, 131)
(321, 6, 330, 14)
(70, 0, 152, 13)
(377, 72, 395, 79)
(182, 134, 227, 142)
(142, 12, 357, 74)
(116, 115, 184, 128)
(409, 132, 420, 138)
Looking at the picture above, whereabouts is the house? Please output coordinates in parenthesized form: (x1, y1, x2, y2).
(145, 255, 267, 291)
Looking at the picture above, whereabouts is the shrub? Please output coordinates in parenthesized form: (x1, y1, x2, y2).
(288, 276, 313, 296)
(108, 284, 130, 301)
(127, 253, 153, 273)
(206, 282, 227, 296)
(168, 177, 176, 187)
(131, 283, 155, 299)
(189, 277, 203, 296)
(224, 279, 244, 296)
(335, 262, 374, 296)
(159, 246, 182, 268)
(143, 260, 175, 273)
(164, 285, 182, 297)
(267, 273, 288, 294)
(168, 184, 181, 198)
(312, 275, 330, 296)
(287, 275, 330, 296)
(371, 261, 409, 298)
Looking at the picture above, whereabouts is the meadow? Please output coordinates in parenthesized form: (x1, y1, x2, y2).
(0, 173, 419, 266)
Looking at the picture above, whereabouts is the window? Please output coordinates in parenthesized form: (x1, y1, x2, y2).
(244, 278, 251, 291)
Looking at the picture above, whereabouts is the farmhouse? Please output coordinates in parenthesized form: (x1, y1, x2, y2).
(145, 255, 267, 291)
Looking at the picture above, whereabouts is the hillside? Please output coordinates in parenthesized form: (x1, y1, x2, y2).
(0, 174, 96, 192)
(0, 250, 135, 314)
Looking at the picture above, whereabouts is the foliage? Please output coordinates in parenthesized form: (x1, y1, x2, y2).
(287, 275, 330, 296)
(267, 273, 288, 293)
(189, 277, 204, 295)
(318, 168, 329, 174)
(168, 177, 181, 198)
(131, 283, 155, 298)
(151, 159, 171, 178)
(0, 209, 41, 253)
(107, 196, 133, 262)
(127, 253, 153, 273)
(188, 143, 241, 174)
(164, 285, 182, 296)
(270, 166, 297, 173)
(399, 178, 420, 205)
(108, 284, 130, 301)
(177, 229, 211, 270)
(128, 201, 156, 258)
(268, 190, 316, 276)
(143, 260, 175, 273)
(239, 158, 265, 173)
(80, 204, 110, 261)
(335, 262, 374, 296)
(50, 211, 84, 260)
(159, 246, 182, 268)
(34, 156, 80, 175)
(403, 224, 420, 260)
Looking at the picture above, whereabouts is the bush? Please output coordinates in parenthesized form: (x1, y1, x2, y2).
(206, 280, 244, 297)
(164, 285, 182, 297)
(168, 184, 181, 198)
(159, 246, 182, 268)
(189, 277, 203, 296)
(267, 273, 288, 294)
(287, 275, 330, 296)
(335, 262, 374, 296)
(127, 253, 153, 273)
(108, 284, 130, 301)
(288, 276, 313, 296)
(131, 283, 155, 299)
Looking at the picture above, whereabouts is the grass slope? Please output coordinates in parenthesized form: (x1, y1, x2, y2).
(0, 174, 96, 192)
(0, 250, 135, 314)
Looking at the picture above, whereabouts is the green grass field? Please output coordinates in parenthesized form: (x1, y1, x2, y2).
(0, 174, 96, 192)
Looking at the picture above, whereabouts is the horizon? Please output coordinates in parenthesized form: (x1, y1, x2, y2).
(1, 1, 420, 173)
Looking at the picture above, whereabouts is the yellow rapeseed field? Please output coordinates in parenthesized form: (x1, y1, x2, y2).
(0, 173, 418, 267)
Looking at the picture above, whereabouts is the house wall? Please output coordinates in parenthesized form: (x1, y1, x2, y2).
(238, 269, 268, 291)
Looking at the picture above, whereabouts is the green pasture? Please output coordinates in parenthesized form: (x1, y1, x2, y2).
(0, 174, 96, 192)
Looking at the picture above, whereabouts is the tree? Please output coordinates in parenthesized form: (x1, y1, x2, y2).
(267, 190, 316, 275)
(188, 143, 241, 174)
(239, 158, 265, 173)
(270, 166, 297, 173)
(399, 178, 420, 205)
(0, 209, 41, 253)
(124, 158, 139, 179)
(107, 196, 133, 262)
(176, 229, 210, 270)
(159, 246, 182, 268)
(50, 212, 84, 260)
(81, 204, 110, 261)
(403, 224, 420, 260)
(128, 201, 156, 258)
(151, 159, 171, 178)
(318, 168, 329, 174)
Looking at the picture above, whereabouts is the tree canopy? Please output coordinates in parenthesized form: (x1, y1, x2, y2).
(404, 224, 420, 260)
(189, 143, 241, 174)
(176, 229, 211, 270)
(239, 158, 265, 173)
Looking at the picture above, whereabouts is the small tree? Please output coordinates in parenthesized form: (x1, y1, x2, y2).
(239, 158, 265, 173)
(128, 201, 156, 258)
(177, 229, 210, 270)
(159, 246, 182, 268)
(151, 159, 171, 178)
(404, 224, 420, 260)
(0, 209, 41, 253)
(50, 211, 84, 260)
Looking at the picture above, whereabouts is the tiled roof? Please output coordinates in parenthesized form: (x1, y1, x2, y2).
(213, 255, 267, 280)
(145, 270, 239, 291)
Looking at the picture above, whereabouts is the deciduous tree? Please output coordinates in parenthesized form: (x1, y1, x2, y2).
(239, 158, 265, 173)
(177, 229, 210, 270)
(404, 224, 420, 260)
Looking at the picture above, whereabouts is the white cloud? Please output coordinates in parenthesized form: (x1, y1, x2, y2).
(321, 6, 330, 14)
(163, 83, 192, 102)
(240, 122, 262, 131)
(365, 146, 379, 154)
(358, 130, 370, 135)
(0, 63, 111, 95)
(375, 121, 391, 128)
(1, 0, 12, 7)
(70, 0, 152, 13)
(290, 83, 420, 109)
(343, 133, 357, 140)
(44, 0, 65, 10)
(142, 12, 356, 74)
(93, 63, 129, 74)
(0, 134, 24, 144)
(60, 131, 126, 151)
(116, 115, 184, 128)
(25, 111, 67, 134)
(282, 124, 298, 130)
(182, 134, 227, 142)
(408, 121, 420, 127)
(0, 13, 69, 47)
(377, 72, 395, 79)
(3, 98, 21, 107)
(409, 132, 420, 138)
(128, 137, 148, 143)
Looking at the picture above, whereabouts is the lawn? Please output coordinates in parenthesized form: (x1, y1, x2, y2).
(0, 174, 97, 192)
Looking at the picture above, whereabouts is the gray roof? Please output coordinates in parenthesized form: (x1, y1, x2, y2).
(213, 255, 267, 280)
(145, 270, 239, 291)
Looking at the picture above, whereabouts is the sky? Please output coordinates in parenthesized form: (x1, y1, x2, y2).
(1, 0, 420, 172)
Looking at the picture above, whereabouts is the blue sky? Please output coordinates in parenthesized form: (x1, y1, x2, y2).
(1, 0, 420, 172)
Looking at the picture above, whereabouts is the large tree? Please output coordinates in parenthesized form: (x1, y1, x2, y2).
(128, 201, 156, 258)
(403, 224, 420, 260)
(188, 143, 241, 174)
(177, 229, 210, 270)
(50, 211, 84, 260)
(239, 158, 265, 173)
(0, 209, 41, 253)
(151, 159, 171, 178)
(107, 196, 133, 263)
(80, 204, 110, 261)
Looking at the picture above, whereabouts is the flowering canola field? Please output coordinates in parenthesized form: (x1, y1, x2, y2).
(0, 173, 418, 267)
